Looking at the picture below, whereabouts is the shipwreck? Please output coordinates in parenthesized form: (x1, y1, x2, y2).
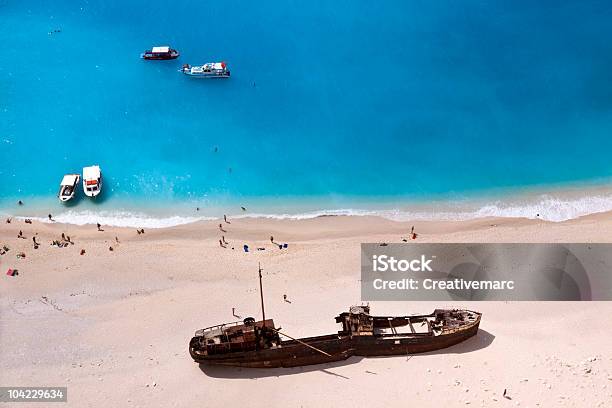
(189, 265, 481, 368)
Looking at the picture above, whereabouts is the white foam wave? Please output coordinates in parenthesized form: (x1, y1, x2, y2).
(233, 209, 381, 220)
(8, 192, 612, 227)
(235, 193, 612, 222)
(24, 210, 214, 229)
(467, 193, 612, 222)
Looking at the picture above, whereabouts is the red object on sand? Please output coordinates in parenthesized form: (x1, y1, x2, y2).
(6, 268, 15, 276)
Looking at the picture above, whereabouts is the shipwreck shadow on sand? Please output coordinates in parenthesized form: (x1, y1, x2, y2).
(362, 329, 495, 365)
(197, 329, 495, 379)
(417, 328, 495, 356)
(198, 356, 365, 379)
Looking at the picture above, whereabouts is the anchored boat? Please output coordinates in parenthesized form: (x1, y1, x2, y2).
(181, 62, 230, 78)
(58, 174, 80, 202)
(82, 165, 102, 198)
(141, 46, 179, 60)
(190, 265, 481, 368)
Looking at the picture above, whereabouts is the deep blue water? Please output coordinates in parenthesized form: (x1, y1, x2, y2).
(1, 1, 612, 222)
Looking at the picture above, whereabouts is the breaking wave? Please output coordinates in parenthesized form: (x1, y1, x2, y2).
(6, 190, 611, 228)
(23, 210, 214, 229)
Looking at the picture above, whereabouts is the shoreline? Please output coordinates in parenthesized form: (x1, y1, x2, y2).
(2, 181, 612, 228)
(2, 210, 612, 249)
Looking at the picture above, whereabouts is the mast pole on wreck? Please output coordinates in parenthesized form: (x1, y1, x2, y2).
(258, 263, 266, 327)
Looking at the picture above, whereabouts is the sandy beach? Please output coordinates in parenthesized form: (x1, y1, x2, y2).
(1, 213, 612, 407)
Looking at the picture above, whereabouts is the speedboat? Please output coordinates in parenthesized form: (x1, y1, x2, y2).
(82, 165, 102, 198)
(141, 46, 179, 60)
(181, 62, 230, 78)
(58, 174, 80, 202)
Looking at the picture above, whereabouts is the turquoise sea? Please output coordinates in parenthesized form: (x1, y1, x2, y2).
(1, 1, 612, 226)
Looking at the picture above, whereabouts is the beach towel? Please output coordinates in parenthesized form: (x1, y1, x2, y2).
(6, 268, 17, 276)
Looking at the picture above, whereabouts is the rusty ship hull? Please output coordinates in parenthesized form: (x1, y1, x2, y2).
(190, 334, 353, 368)
(351, 316, 480, 357)
(190, 308, 481, 369)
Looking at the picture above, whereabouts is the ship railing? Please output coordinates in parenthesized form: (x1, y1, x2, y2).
(199, 320, 245, 333)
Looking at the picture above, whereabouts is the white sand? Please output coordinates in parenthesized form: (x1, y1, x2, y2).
(1, 213, 612, 407)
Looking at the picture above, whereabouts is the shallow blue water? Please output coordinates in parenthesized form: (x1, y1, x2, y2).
(1, 1, 612, 221)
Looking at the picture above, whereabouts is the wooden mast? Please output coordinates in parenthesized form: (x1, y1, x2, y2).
(257, 263, 332, 358)
(258, 263, 266, 327)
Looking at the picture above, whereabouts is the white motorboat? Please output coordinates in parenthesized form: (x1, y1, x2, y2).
(83, 165, 102, 198)
(58, 174, 80, 202)
(181, 62, 230, 78)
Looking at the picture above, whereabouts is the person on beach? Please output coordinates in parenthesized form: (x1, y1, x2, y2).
(24, 219, 32, 224)
(270, 235, 274, 244)
(48, 214, 54, 222)
(115, 236, 120, 244)
(97, 223, 104, 232)
(223, 214, 230, 224)
(61, 233, 66, 241)
(17, 230, 25, 239)
(219, 239, 226, 248)
(410, 226, 418, 240)
(219, 223, 226, 233)
(5, 218, 11, 224)
(32, 236, 39, 249)
(222, 236, 228, 245)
